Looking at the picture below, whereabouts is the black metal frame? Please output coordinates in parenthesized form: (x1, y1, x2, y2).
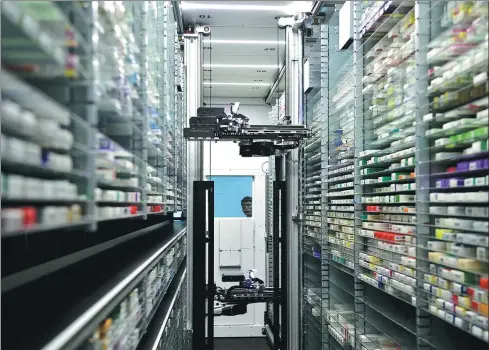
(280, 179, 287, 350)
(192, 160, 288, 350)
(192, 181, 214, 350)
(264, 155, 288, 350)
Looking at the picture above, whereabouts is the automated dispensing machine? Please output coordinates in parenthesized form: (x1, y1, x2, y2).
(183, 12, 312, 350)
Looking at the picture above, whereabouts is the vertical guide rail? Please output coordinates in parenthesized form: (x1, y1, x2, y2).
(192, 181, 214, 350)
(279, 179, 287, 350)
(284, 15, 306, 350)
(272, 175, 281, 350)
(185, 29, 204, 334)
(207, 182, 215, 350)
(271, 154, 288, 350)
(192, 181, 206, 350)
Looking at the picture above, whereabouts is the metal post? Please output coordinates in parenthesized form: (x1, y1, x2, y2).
(185, 27, 206, 332)
(280, 13, 311, 350)
(280, 179, 287, 349)
(192, 181, 208, 349)
(82, 2, 99, 231)
(191, 180, 214, 350)
(139, 2, 149, 219)
(320, 22, 330, 349)
(272, 178, 281, 350)
(414, 2, 432, 348)
(159, 1, 168, 214)
(353, 2, 366, 345)
(207, 182, 215, 350)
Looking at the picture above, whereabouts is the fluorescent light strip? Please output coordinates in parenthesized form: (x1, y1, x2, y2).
(181, 1, 313, 12)
(203, 64, 280, 69)
(203, 82, 271, 86)
(181, 3, 285, 11)
(209, 40, 285, 45)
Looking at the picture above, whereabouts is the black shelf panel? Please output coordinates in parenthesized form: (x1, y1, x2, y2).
(1, 222, 186, 350)
(1, 220, 173, 293)
(2, 213, 174, 277)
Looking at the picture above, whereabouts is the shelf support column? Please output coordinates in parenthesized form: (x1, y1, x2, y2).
(320, 22, 330, 349)
(353, 2, 366, 344)
(139, 2, 149, 218)
(77, 2, 99, 231)
(414, 1, 432, 348)
(184, 25, 207, 335)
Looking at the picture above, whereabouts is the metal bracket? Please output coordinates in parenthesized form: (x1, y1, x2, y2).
(184, 25, 211, 39)
(195, 25, 211, 35)
(277, 13, 313, 31)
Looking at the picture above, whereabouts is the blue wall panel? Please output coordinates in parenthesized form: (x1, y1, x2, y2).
(208, 176, 253, 218)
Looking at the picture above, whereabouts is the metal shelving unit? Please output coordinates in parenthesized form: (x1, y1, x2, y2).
(1, 2, 187, 350)
(77, 231, 187, 350)
(300, 1, 488, 349)
(144, 268, 187, 350)
(1, 1, 186, 234)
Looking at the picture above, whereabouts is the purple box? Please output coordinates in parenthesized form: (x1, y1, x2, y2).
(448, 178, 464, 188)
(41, 150, 50, 168)
(457, 161, 470, 171)
(98, 137, 116, 151)
(469, 159, 487, 171)
(436, 179, 449, 188)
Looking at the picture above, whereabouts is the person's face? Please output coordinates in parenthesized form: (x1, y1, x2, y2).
(241, 201, 252, 217)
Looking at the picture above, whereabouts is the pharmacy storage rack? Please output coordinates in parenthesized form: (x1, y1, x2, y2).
(1, 1, 188, 350)
(301, 7, 330, 350)
(298, 1, 488, 350)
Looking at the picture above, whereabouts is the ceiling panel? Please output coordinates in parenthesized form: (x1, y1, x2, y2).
(204, 70, 276, 80)
(202, 43, 283, 56)
(203, 77, 272, 85)
(206, 26, 285, 41)
(182, 1, 313, 99)
(181, 1, 312, 27)
(203, 54, 282, 66)
(204, 85, 268, 98)
(183, 9, 279, 27)
(185, 1, 296, 6)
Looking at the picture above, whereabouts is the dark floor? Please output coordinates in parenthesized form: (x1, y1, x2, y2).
(215, 337, 270, 350)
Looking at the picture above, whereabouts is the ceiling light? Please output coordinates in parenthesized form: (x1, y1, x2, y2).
(202, 82, 271, 86)
(208, 40, 285, 45)
(288, 1, 314, 13)
(203, 64, 280, 69)
(182, 2, 285, 11)
(181, 1, 312, 13)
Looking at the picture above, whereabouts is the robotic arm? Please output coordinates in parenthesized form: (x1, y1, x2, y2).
(211, 269, 277, 316)
(184, 102, 309, 157)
